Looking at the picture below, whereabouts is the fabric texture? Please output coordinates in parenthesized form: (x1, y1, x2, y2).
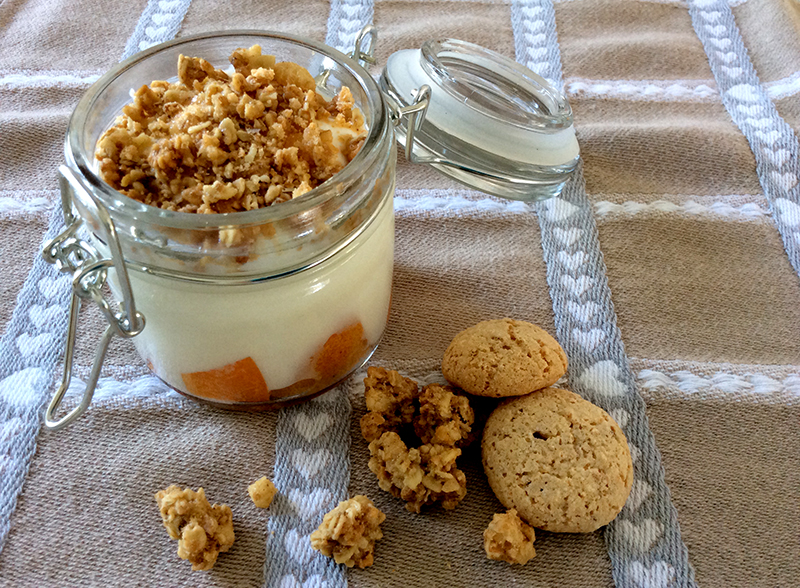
(0, 0, 799, 587)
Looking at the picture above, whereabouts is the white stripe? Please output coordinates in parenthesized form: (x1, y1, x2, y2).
(639, 369, 800, 400)
(555, 0, 747, 5)
(0, 70, 101, 89)
(0, 190, 57, 216)
(594, 199, 769, 219)
(765, 70, 800, 101)
(395, 190, 534, 214)
(566, 78, 719, 102)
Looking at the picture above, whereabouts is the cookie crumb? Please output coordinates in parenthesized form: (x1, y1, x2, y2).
(484, 509, 536, 565)
(310, 495, 386, 568)
(248, 476, 277, 508)
(155, 486, 235, 571)
(368, 431, 467, 512)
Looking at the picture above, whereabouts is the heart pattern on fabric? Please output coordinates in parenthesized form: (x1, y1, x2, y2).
(145, 25, 169, 39)
(736, 103, 762, 116)
(774, 198, 800, 227)
(626, 479, 653, 513)
(284, 528, 316, 565)
(279, 574, 329, 588)
(151, 12, 176, 25)
(525, 19, 545, 32)
(28, 304, 63, 329)
(557, 250, 587, 272)
(342, 4, 362, 17)
(744, 117, 771, 129)
(158, 0, 180, 10)
(544, 198, 579, 222)
(572, 328, 606, 352)
(527, 46, 547, 60)
(566, 300, 600, 323)
(693, 0, 717, 7)
(288, 487, 334, 521)
(726, 83, 759, 103)
(0, 367, 48, 408)
(721, 66, 743, 79)
(341, 18, 364, 31)
(627, 560, 677, 588)
(576, 360, 628, 397)
(561, 275, 594, 297)
(716, 51, 737, 63)
(704, 24, 725, 36)
(521, 5, 544, 17)
(291, 448, 331, 480)
(708, 37, 732, 50)
(755, 130, 780, 144)
(38, 276, 67, 299)
(701, 11, 722, 22)
(526, 32, 547, 45)
(553, 227, 582, 247)
(770, 171, 799, 192)
(16, 332, 54, 358)
(762, 147, 791, 167)
(618, 519, 663, 552)
(293, 412, 333, 442)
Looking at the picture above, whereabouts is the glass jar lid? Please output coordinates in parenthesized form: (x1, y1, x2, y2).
(379, 38, 580, 202)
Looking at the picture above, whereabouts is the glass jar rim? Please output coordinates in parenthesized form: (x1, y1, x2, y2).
(65, 29, 388, 230)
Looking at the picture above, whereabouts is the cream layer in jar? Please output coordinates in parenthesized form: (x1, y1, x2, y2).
(111, 192, 393, 403)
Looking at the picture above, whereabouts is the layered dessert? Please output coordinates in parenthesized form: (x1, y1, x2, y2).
(93, 45, 393, 404)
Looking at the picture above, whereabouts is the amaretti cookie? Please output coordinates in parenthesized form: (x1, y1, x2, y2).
(482, 388, 633, 533)
(442, 318, 567, 397)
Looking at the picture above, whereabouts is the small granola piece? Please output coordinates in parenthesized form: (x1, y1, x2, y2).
(155, 486, 235, 571)
(483, 509, 536, 565)
(359, 367, 419, 442)
(310, 495, 386, 568)
(413, 383, 475, 447)
(368, 432, 467, 513)
(248, 477, 277, 508)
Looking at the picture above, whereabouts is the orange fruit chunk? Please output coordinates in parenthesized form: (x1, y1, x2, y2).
(313, 321, 368, 384)
(182, 357, 270, 403)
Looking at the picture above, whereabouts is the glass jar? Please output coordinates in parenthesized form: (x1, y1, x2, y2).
(46, 31, 394, 427)
(44, 28, 579, 429)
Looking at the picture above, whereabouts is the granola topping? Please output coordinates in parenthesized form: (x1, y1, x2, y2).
(483, 509, 536, 565)
(95, 45, 366, 214)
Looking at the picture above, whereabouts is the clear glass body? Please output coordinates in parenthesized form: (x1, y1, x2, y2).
(64, 31, 395, 407)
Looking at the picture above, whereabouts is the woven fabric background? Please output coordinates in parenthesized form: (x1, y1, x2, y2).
(0, 0, 799, 586)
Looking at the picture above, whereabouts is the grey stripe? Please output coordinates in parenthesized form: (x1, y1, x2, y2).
(0, 0, 194, 557)
(687, 0, 800, 279)
(121, 0, 194, 60)
(511, 1, 698, 586)
(262, 391, 352, 588)
(261, 4, 375, 586)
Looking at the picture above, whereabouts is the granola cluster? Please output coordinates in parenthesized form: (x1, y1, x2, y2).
(483, 509, 536, 565)
(247, 476, 277, 509)
(361, 367, 474, 512)
(309, 495, 386, 568)
(95, 45, 366, 216)
(368, 431, 467, 513)
(155, 486, 235, 571)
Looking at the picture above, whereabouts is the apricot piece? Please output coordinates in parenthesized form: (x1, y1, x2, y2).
(182, 357, 270, 402)
(313, 322, 368, 384)
(271, 378, 318, 399)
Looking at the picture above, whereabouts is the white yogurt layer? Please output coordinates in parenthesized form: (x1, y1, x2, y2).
(107, 192, 394, 400)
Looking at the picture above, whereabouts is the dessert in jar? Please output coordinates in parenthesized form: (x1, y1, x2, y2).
(45, 28, 580, 429)
(55, 32, 395, 416)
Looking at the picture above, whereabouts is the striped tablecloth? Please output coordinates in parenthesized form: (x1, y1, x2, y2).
(0, 0, 798, 586)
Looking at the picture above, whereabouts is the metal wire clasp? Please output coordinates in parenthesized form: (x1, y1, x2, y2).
(41, 166, 145, 431)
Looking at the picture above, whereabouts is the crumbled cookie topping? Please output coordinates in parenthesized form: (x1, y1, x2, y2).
(368, 431, 467, 513)
(310, 495, 386, 568)
(360, 366, 419, 442)
(248, 476, 277, 508)
(154, 485, 235, 571)
(95, 45, 366, 214)
(413, 383, 474, 447)
(483, 509, 536, 565)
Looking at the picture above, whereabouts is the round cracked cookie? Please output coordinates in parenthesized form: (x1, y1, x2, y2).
(482, 388, 633, 533)
(442, 318, 568, 397)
